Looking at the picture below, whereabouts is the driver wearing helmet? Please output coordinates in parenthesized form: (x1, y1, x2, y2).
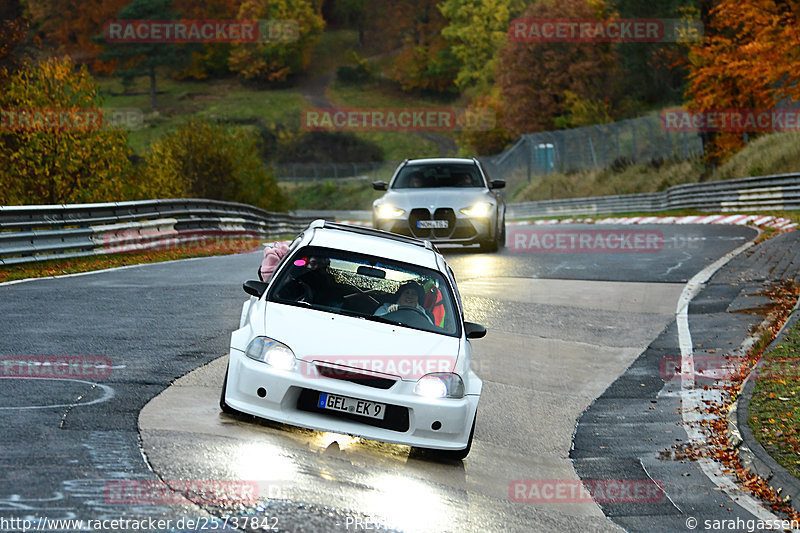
(374, 281, 434, 324)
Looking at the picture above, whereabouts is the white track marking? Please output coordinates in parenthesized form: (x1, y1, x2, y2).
(0, 378, 115, 410)
(677, 240, 793, 523)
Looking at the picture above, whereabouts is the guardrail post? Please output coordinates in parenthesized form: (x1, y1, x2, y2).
(526, 137, 532, 183)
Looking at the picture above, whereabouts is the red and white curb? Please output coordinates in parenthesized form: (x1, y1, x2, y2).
(508, 214, 796, 231)
(338, 216, 796, 231)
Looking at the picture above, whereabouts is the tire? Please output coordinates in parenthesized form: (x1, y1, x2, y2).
(479, 238, 498, 253)
(479, 217, 503, 252)
(219, 367, 238, 415)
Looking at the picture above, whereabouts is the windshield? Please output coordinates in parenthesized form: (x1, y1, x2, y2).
(391, 164, 485, 189)
(267, 245, 460, 337)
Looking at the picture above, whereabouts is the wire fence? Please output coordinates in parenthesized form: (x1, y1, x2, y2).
(271, 115, 705, 191)
(480, 115, 705, 194)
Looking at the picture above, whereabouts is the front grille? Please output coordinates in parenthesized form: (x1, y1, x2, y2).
(409, 208, 432, 238)
(433, 208, 456, 238)
(297, 389, 410, 432)
(315, 364, 397, 389)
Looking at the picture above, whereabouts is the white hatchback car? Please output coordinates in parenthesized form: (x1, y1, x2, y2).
(220, 220, 485, 460)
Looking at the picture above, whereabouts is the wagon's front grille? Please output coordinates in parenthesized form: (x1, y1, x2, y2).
(409, 208, 432, 238)
(433, 208, 456, 238)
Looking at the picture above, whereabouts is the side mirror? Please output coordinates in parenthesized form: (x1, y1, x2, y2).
(372, 181, 388, 191)
(243, 280, 269, 298)
(464, 322, 487, 339)
(490, 179, 506, 190)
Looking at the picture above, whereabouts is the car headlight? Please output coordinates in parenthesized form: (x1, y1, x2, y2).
(414, 372, 465, 399)
(376, 203, 405, 218)
(245, 336, 296, 371)
(460, 202, 492, 217)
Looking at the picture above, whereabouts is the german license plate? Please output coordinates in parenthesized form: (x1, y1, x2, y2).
(417, 220, 448, 229)
(318, 392, 386, 420)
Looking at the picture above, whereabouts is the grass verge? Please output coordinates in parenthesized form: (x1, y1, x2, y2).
(280, 180, 382, 211)
(748, 315, 800, 479)
(327, 79, 455, 160)
(511, 131, 800, 204)
(0, 237, 268, 284)
(98, 76, 307, 155)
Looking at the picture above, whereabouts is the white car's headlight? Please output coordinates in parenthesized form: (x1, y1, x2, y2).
(414, 372, 465, 399)
(245, 336, 296, 370)
(460, 202, 492, 218)
(376, 203, 405, 218)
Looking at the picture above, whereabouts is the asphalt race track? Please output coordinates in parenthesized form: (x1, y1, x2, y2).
(4, 223, 796, 533)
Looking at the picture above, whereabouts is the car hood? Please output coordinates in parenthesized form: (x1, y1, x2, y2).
(375, 189, 495, 210)
(264, 303, 460, 379)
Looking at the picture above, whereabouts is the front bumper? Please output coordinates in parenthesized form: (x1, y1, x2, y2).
(224, 350, 480, 450)
(373, 209, 493, 245)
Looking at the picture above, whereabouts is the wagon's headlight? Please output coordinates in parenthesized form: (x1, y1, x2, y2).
(245, 336, 296, 370)
(414, 372, 465, 399)
(376, 203, 405, 218)
(460, 202, 491, 218)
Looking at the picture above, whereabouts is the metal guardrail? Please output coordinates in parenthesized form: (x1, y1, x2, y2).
(1, 173, 798, 266)
(0, 199, 318, 266)
(507, 172, 800, 218)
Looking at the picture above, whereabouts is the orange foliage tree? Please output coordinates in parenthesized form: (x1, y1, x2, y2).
(24, 0, 131, 72)
(496, 0, 620, 136)
(364, 0, 457, 93)
(686, 0, 800, 161)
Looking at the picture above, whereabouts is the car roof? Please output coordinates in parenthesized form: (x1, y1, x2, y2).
(405, 158, 478, 166)
(303, 221, 442, 270)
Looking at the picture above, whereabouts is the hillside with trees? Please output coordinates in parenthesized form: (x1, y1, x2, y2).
(1, 0, 798, 206)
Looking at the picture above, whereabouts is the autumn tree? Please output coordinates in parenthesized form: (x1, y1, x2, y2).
(439, 0, 527, 93)
(611, 0, 699, 107)
(327, 0, 368, 45)
(24, 0, 130, 72)
(496, 0, 621, 136)
(459, 90, 514, 155)
(1, 0, 38, 84)
(97, 0, 187, 110)
(173, 0, 242, 79)
(686, 0, 800, 161)
(363, 0, 458, 93)
(143, 120, 289, 211)
(228, 0, 324, 83)
(0, 57, 132, 205)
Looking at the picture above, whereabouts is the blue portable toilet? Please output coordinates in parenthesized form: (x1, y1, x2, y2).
(533, 143, 554, 173)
